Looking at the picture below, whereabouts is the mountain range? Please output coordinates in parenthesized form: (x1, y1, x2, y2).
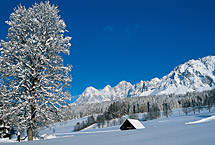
(75, 56, 215, 104)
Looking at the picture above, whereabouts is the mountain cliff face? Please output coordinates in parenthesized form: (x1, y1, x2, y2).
(75, 56, 215, 104)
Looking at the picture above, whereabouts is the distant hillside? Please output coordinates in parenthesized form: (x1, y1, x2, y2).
(75, 56, 215, 104)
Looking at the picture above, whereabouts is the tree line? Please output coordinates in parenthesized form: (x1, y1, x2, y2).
(71, 89, 215, 131)
(69, 89, 215, 128)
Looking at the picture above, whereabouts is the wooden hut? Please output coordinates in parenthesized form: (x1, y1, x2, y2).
(120, 119, 145, 130)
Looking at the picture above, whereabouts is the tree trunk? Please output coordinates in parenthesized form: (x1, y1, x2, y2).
(27, 127, 33, 141)
(17, 135, 20, 142)
(208, 104, 211, 112)
(17, 132, 20, 142)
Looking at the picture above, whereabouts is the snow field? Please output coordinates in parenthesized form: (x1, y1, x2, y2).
(1, 108, 215, 145)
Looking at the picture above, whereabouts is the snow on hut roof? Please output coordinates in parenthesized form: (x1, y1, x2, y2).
(127, 119, 145, 129)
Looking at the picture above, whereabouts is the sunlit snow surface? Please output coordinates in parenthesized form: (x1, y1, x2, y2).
(185, 115, 215, 124)
(1, 108, 215, 145)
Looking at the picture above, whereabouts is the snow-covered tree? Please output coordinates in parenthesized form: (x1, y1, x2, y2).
(0, 1, 72, 141)
(162, 102, 172, 118)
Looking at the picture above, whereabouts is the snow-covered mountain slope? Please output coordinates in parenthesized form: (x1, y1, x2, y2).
(75, 81, 132, 104)
(75, 56, 215, 104)
(148, 56, 215, 96)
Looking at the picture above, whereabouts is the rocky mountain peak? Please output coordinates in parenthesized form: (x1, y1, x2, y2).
(75, 56, 215, 104)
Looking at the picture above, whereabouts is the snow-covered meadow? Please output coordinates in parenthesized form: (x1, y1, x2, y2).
(1, 108, 215, 145)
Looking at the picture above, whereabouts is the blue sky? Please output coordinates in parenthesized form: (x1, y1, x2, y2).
(0, 0, 215, 101)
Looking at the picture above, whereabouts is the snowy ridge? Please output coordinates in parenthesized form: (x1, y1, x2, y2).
(75, 56, 215, 104)
(75, 81, 132, 104)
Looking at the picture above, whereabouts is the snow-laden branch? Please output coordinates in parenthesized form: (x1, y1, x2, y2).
(0, 1, 72, 132)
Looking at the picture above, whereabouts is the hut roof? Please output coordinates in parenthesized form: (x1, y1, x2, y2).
(127, 119, 145, 129)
